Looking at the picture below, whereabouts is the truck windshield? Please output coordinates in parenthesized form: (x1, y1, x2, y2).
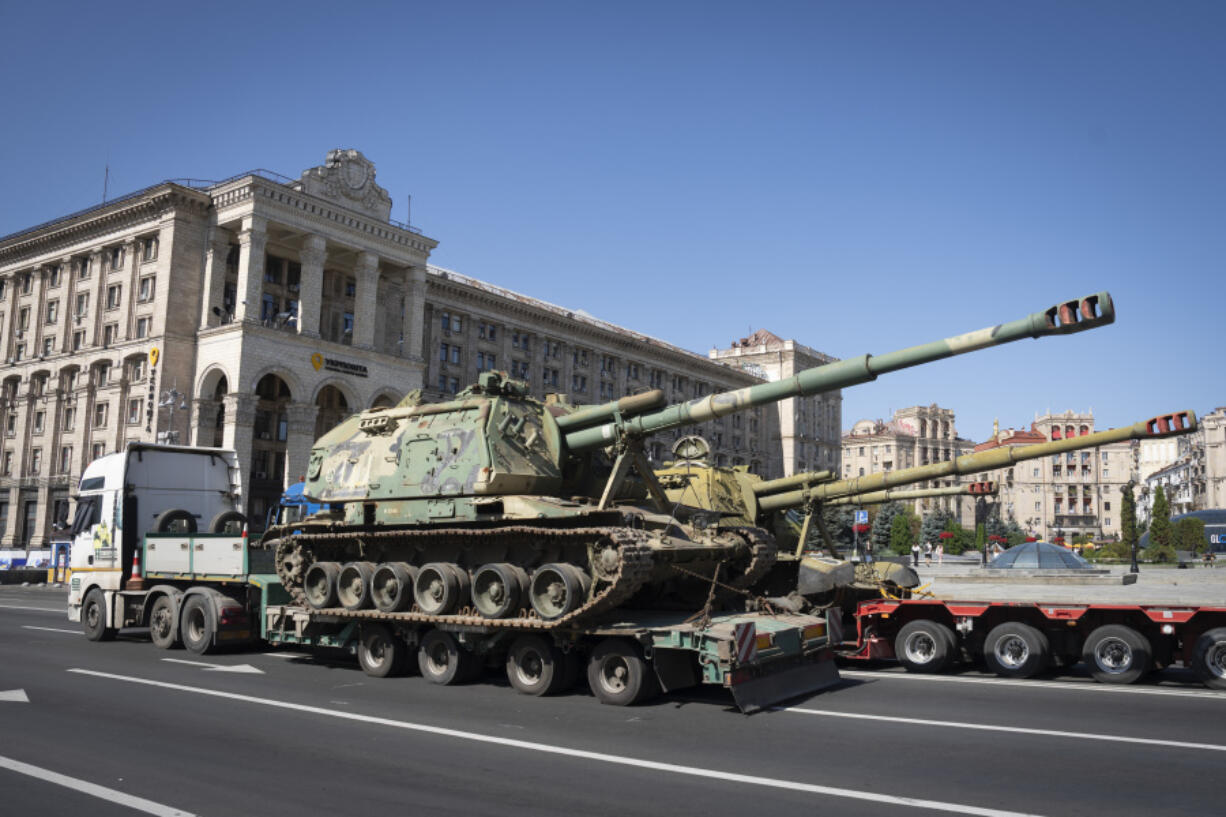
(69, 498, 100, 536)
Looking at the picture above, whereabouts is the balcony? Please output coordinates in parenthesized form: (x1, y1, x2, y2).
(1053, 514, 1097, 529)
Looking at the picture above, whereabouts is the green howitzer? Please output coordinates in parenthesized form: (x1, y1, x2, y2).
(564, 292, 1114, 454)
(758, 410, 1197, 515)
(825, 481, 998, 507)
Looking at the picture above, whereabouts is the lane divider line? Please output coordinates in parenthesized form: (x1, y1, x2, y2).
(779, 707, 1226, 753)
(838, 670, 1224, 700)
(22, 626, 80, 635)
(0, 604, 67, 613)
(0, 753, 196, 817)
(67, 668, 1046, 817)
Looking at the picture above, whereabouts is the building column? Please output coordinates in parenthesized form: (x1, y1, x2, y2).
(297, 235, 325, 338)
(88, 250, 105, 347)
(117, 238, 138, 340)
(29, 484, 50, 548)
(0, 486, 19, 546)
(400, 265, 427, 360)
(284, 402, 319, 486)
(57, 257, 76, 353)
(200, 229, 233, 327)
(222, 393, 257, 493)
(352, 252, 379, 350)
(234, 216, 267, 325)
(190, 398, 221, 447)
(30, 266, 47, 358)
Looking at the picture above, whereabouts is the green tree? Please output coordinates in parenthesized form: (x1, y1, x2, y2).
(1004, 518, 1025, 546)
(820, 505, 855, 550)
(871, 502, 903, 552)
(1145, 486, 1175, 562)
(889, 512, 913, 555)
(920, 511, 946, 546)
(975, 522, 986, 548)
(1175, 517, 1207, 555)
(942, 518, 972, 555)
(1119, 482, 1139, 560)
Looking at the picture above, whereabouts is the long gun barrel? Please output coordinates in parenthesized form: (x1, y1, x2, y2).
(751, 470, 836, 496)
(758, 410, 1196, 513)
(826, 481, 997, 507)
(564, 292, 1114, 453)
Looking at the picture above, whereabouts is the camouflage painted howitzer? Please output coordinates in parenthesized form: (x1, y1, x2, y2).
(264, 292, 1114, 629)
(824, 481, 998, 506)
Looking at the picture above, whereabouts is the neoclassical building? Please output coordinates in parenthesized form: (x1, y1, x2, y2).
(0, 149, 845, 547)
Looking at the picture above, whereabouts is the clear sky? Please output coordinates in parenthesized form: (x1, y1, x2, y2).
(2, 1, 1222, 441)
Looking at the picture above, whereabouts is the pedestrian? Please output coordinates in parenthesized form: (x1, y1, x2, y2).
(911, 541, 921, 568)
(936, 542, 944, 565)
(924, 541, 933, 567)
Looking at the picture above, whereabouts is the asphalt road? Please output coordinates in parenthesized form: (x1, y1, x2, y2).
(1, 585, 1221, 817)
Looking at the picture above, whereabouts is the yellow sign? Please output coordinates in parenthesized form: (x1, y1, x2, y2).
(149, 347, 160, 367)
(310, 353, 323, 371)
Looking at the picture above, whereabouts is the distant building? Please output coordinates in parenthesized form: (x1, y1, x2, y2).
(1204, 407, 1226, 509)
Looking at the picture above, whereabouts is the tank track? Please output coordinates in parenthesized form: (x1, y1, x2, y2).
(264, 524, 654, 631)
(726, 526, 778, 593)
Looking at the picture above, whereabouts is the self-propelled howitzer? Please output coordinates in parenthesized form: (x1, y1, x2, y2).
(825, 481, 997, 507)
(265, 292, 1114, 629)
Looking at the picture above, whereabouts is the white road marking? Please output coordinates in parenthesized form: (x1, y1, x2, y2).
(23, 625, 81, 635)
(68, 668, 1047, 817)
(0, 689, 30, 702)
(780, 707, 1226, 752)
(0, 603, 66, 613)
(161, 659, 264, 674)
(0, 753, 196, 816)
(839, 669, 1224, 700)
(262, 651, 310, 658)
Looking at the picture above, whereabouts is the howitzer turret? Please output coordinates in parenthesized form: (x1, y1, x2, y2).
(264, 292, 1115, 629)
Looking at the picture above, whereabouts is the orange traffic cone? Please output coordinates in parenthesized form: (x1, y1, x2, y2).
(126, 547, 145, 591)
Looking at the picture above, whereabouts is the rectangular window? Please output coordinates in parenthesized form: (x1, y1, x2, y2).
(63, 407, 75, 431)
(261, 293, 278, 322)
(33, 411, 44, 433)
(106, 284, 122, 309)
(142, 237, 158, 262)
(21, 273, 32, 294)
(14, 343, 25, 361)
(439, 342, 449, 362)
(109, 246, 125, 270)
(138, 276, 155, 302)
(342, 313, 354, 340)
(18, 307, 29, 331)
(136, 317, 151, 338)
(75, 292, 89, 316)
(437, 373, 448, 392)
(45, 300, 58, 324)
(96, 363, 110, 387)
(78, 258, 90, 279)
(48, 265, 62, 287)
(72, 330, 85, 351)
(91, 442, 105, 461)
(264, 256, 283, 284)
(130, 359, 145, 381)
(29, 448, 41, 475)
(441, 312, 451, 332)
(59, 446, 72, 474)
(42, 337, 54, 356)
(127, 398, 142, 424)
(103, 324, 118, 346)
(450, 345, 461, 364)
(344, 278, 356, 297)
(2, 451, 11, 476)
(94, 403, 108, 428)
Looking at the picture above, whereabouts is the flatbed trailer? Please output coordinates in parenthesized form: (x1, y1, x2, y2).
(838, 597, 1226, 689)
(76, 531, 840, 712)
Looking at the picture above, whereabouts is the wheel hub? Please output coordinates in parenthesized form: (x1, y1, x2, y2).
(1094, 637, 1132, 673)
(996, 636, 1029, 668)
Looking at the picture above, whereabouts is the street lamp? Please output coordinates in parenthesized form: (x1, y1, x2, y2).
(159, 379, 189, 444)
(1128, 480, 1140, 574)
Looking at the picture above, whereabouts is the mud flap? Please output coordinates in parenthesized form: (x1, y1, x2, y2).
(729, 656, 841, 714)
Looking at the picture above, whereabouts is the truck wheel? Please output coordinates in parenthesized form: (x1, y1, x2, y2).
(180, 596, 216, 655)
(983, 622, 1049, 679)
(1190, 627, 1226, 690)
(338, 562, 377, 610)
(148, 596, 180, 649)
(506, 635, 566, 696)
(82, 588, 116, 642)
(358, 624, 409, 678)
(154, 508, 197, 533)
(208, 510, 246, 535)
(1082, 624, 1152, 685)
(303, 562, 341, 609)
(372, 562, 418, 613)
(586, 638, 659, 706)
(895, 619, 956, 673)
(418, 630, 479, 685)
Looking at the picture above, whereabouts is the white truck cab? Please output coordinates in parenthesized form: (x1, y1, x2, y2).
(67, 443, 243, 628)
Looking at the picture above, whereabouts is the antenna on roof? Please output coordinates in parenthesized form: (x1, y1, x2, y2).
(102, 162, 110, 203)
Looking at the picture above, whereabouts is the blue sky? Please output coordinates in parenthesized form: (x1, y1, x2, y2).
(2, 1, 1222, 440)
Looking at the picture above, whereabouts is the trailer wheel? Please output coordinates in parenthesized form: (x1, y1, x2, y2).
(154, 508, 197, 533)
(895, 620, 956, 673)
(358, 624, 409, 678)
(208, 510, 247, 535)
(180, 596, 216, 655)
(418, 630, 479, 685)
(1190, 627, 1226, 690)
(1082, 624, 1152, 685)
(586, 638, 659, 706)
(148, 596, 180, 649)
(983, 622, 1049, 679)
(82, 588, 116, 642)
(506, 635, 567, 696)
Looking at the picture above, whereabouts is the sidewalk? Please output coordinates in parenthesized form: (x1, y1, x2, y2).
(905, 560, 1226, 606)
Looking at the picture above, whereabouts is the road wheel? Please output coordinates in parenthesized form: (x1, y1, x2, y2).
(208, 510, 247, 535)
(414, 563, 466, 615)
(358, 624, 409, 678)
(473, 563, 529, 619)
(371, 562, 417, 613)
(983, 622, 1049, 679)
(338, 562, 377, 611)
(148, 596, 180, 649)
(82, 588, 116, 642)
(587, 638, 659, 706)
(418, 630, 478, 685)
(529, 563, 591, 620)
(895, 619, 956, 673)
(303, 562, 341, 609)
(1190, 627, 1226, 690)
(154, 508, 197, 533)
(1082, 624, 1152, 684)
(506, 635, 567, 696)
(180, 596, 216, 655)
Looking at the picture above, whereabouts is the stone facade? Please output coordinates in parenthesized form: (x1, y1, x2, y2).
(840, 405, 976, 523)
(1203, 407, 1226, 510)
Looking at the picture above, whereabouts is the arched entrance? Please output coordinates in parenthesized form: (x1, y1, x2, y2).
(315, 385, 350, 440)
(249, 374, 291, 525)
